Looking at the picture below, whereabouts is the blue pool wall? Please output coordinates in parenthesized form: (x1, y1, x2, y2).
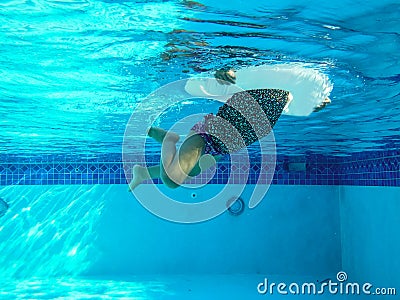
(1, 183, 398, 290)
(0, 149, 399, 186)
(91, 185, 341, 277)
(0, 149, 399, 289)
(0, 184, 340, 278)
(339, 186, 400, 289)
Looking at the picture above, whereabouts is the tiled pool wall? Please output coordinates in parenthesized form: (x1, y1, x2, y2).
(1, 149, 399, 186)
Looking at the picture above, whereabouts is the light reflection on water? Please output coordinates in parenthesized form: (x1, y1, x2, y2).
(1, 277, 169, 300)
(0, 185, 108, 278)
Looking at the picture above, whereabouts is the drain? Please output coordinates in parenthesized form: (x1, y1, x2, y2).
(226, 197, 245, 216)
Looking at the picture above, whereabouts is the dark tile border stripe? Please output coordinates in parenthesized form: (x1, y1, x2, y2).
(1, 150, 399, 186)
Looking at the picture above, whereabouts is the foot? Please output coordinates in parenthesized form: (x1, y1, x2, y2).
(147, 127, 180, 143)
(128, 165, 146, 192)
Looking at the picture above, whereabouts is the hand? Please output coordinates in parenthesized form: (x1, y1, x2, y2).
(214, 68, 236, 85)
(313, 98, 331, 112)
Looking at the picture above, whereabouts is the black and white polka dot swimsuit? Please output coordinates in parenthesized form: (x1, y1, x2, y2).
(191, 89, 290, 156)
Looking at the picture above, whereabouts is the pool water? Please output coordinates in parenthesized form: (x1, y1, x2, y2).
(0, 0, 399, 157)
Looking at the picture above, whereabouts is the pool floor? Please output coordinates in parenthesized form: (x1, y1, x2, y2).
(1, 275, 362, 299)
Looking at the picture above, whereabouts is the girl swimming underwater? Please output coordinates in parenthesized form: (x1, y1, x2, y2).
(128, 66, 332, 191)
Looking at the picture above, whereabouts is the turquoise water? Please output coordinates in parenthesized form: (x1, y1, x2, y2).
(0, 0, 399, 157)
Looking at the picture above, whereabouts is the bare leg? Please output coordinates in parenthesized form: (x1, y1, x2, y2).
(148, 127, 179, 144)
(159, 133, 204, 188)
(128, 130, 206, 191)
(128, 127, 180, 191)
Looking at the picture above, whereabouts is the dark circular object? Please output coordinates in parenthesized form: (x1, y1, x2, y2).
(226, 197, 245, 216)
